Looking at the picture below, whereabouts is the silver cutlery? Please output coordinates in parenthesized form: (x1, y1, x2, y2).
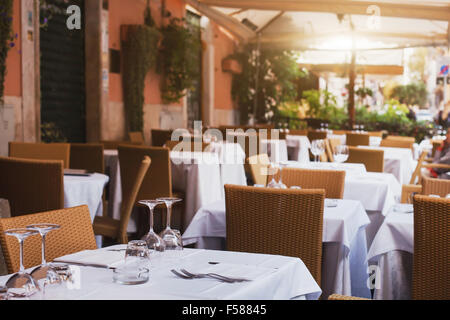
(180, 269, 250, 283)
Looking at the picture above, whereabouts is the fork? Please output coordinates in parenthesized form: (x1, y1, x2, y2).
(171, 269, 233, 283)
(180, 269, 250, 283)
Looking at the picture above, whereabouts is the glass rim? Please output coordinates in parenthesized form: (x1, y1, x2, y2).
(4, 228, 40, 235)
(26, 223, 61, 230)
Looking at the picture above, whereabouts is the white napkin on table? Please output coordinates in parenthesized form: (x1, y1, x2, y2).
(53, 249, 125, 269)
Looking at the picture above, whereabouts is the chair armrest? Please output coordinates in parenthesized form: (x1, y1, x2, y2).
(422, 163, 450, 170)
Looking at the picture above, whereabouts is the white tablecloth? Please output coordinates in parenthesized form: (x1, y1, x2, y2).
(358, 146, 416, 185)
(260, 139, 288, 163)
(285, 161, 367, 176)
(0, 247, 322, 300)
(104, 149, 122, 223)
(182, 199, 371, 299)
(286, 135, 311, 162)
(207, 141, 247, 186)
(367, 206, 413, 300)
(64, 173, 109, 222)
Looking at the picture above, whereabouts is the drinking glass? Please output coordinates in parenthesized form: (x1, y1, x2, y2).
(267, 162, 279, 188)
(333, 145, 349, 164)
(157, 197, 183, 250)
(124, 240, 151, 269)
(277, 161, 288, 189)
(139, 200, 166, 252)
(311, 140, 325, 163)
(4, 228, 40, 297)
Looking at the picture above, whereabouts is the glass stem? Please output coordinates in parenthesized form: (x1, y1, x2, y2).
(278, 166, 283, 184)
(41, 234, 46, 265)
(19, 238, 24, 273)
(148, 206, 155, 233)
(166, 204, 172, 230)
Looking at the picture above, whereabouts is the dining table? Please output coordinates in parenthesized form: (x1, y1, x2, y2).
(182, 198, 372, 299)
(0, 246, 322, 300)
(285, 135, 311, 162)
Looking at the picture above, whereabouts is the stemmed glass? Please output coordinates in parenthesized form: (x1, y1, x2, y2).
(333, 145, 349, 165)
(139, 200, 166, 254)
(4, 228, 40, 297)
(267, 162, 279, 188)
(311, 140, 325, 163)
(157, 197, 183, 250)
(277, 161, 288, 189)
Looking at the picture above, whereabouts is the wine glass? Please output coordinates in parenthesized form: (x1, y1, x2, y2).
(267, 162, 279, 188)
(4, 228, 40, 297)
(156, 197, 183, 250)
(333, 145, 349, 165)
(277, 161, 288, 189)
(139, 200, 166, 267)
(311, 140, 325, 163)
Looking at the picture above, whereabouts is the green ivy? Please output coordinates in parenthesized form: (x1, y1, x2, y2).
(41, 122, 67, 143)
(122, 7, 160, 132)
(157, 17, 201, 104)
(0, 0, 14, 103)
(389, 82, 427, 107)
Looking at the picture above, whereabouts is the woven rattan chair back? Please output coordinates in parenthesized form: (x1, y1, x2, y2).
(151, 129, 173, 147)
(346, 133, 370, 147)
(347, 147, 384, 172)
(279, 167, 345, 199)
(386, 135, 415, 142)
(287, 129, 307, 136)
(328, 138, 341, 154)
(380, 139, 414, 150)
(100, 140, 141, 150)
(328, 294, 371, 300)
(225, 185, 324, 284)
(9, 142, 70, 169)
(0, 205, 97, 274)
(412, 195, 450, 300)
(409, 151, 428, 185)
(128, 132, 145, 145)
(0, 157, 64, 217)
(307, 130, 327, 142)
(70, 143, 104, 173)
(248, 154, 271, 186)
(165, 140, 211, 152)
(324, 139, 334, 162)
(421, 175, 450, 197)
(368, 131, 383, 137)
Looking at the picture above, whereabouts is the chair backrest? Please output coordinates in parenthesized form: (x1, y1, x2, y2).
(117, 145, 172, 200)
(225, 185, 324, 284)
(330, 130, 348, 135)
(346, 133, 370, 147)
(288, 129, 307, 136)
(421, 175, 450, 197)
(0, 205, 97, 273)
(401, 184, 422, 204)
(151, 129, 174, 147)
(265, 130, 287, 140)
(380, 139, 414, 150)
(247, 154, 271, 186)
(307, 130, 327, 142)
(328, 138, 341, 154)
(324, 139, 334, 162)
(9, 142, 70, 168)
(0, 157, 64, 217)
(280, 167, 346, 199)
(412, 195, 450, 300)
(347, 147, 384, 172)
(431, 140, 443, 158)
(117, 155, 151, 243)
(409, 151, 428, 185)
(128, 132, 145, 145)
(328, 294, 371, 300)
(368, 131, 383, 137)
(225, 132, 261, 162)
(165, 140, 211, 152)
(386, 135, 415, 142)
(70, 143, 104, 173)
(100, 140, 141, 150)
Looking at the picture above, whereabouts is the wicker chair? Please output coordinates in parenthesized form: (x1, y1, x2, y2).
(412, 195, 450, 300)
(0, 205, 97, 274)
(278, 167, 346, 199)
(347, 147, 384, 172)
(287, 129, 307, 136)
(421, 175, 450, 197)
(9, 142, 70, 168)
(0, 157, 64, 217)
(128, 132, 145, 145)
(100, 140, 141, 150)
(328, 294, 371, 300)
(328, 138, 341, 154)
(70, 143, 104, 173)
(307, 130, 327, 142)
(265, 130, 287, 140)
(225, 185, 324, 285)
(367, 131, 383, 137)
(346, 133, 370, 147)
(401, 184, 422, 204)
(324, 139, 334, 162)
(331, 130, 348, 136)
(93, 156, 151, 244)
(151, 129, 173, 147)
(247, 154, 271, 186)
(165, 140, 211, 152)
(380, 139, 414, 150)
(386, 135, 415, 142)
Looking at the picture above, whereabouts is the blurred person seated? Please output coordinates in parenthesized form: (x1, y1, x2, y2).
(430, 131, 450, 179)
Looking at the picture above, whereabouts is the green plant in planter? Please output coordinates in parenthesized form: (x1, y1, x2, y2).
(0, 0, 14, 104)
(157, 17, 201, 104)
(41, 122, 67, 143)
(122, 7, 160, 132)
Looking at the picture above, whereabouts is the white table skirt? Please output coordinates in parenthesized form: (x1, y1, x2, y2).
(182, 199, 371, 299)
(286, 135, 311, 162)
(260, 139, 288, 163)
(63, 173, 109, 222)
(285, 161, 367, 176)
(0, 248, 322, 300)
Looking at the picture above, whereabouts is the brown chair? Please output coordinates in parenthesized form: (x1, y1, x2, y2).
(0, 205, 97, 274)
(431, 140, 443, 158)
(409, 151, 428, 185)
(93, 156, 151, 244)
(225, 185, 324, 285)
(9, 142, 70, 168)
(100, 140, 141, 150)
(288, 129, 307, 136)
(307, 130, 327, 142)
(279, 168, 346, 199)
(386, 135, 415, 142)
(346, 133, 370, 147)
(412, 195, 450, 300)
(401, 184, 422, 204)
(421, 175, 450, 197)
(324, 139, 334, 162)
(165, 140, 211, 152)
(0, 157, 64, 217)
(328, 294, 371, 300)
(380, 139, 414, 150)
(247, 154, 271, 186)
(225, 132, 261, 163)
(128, 132, 145, 145)
(264, 130, 287, 140)
(368, 131, 383, 137)
(347, 147, 384, 172)
(330, 130, 348, 136)
(151, 129, 173, 147)
(70, 143, 104, 173)
(328, 138, 341, 154)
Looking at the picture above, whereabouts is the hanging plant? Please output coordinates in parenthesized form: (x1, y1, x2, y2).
(122, 4, 160, 132)
(0, 0, 14, 104)
(157, 16, 201, 104)
(39, 0, 69, 29)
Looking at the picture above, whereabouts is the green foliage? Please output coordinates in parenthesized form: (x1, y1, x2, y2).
(355, 87, 373, 98)
(0, 0, 13, 103)
(157, 17, 201, 104)
(39, 0, 69, 29)
(230, 45, 306, 124)
(122, 11, 160, 132)
(389, 82, 427, 107)
(41, 122, 67, 143)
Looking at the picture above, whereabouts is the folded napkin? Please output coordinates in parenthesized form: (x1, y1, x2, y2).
(54, 249, 125, 269)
